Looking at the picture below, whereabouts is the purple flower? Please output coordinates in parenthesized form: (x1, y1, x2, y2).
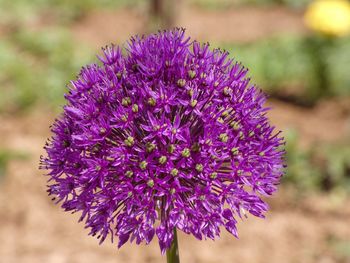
(40, 29, 285, 253)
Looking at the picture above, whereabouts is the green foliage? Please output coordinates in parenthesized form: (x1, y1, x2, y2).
(223, 36, 314, 101)
(0, 28, 95, 113)
(223, 35, 350, 104)
(0, 41, 38, 112)
(0, 0, 143, 25)
(326, 37, 350, 97)
(0, 149, 28, 178)
(319, 142, 350, 192)
(283, 129, 350, 193)
(0, 0, 44, 25)
(48, 0, 144, 23)
(283, 129, 323, 191)
(328, 236, 350, 262)
(0, 0, 145, 112)
(190, 0, 236, 10)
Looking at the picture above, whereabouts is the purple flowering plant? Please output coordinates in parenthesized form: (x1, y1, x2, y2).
(41, 29, 285, 262)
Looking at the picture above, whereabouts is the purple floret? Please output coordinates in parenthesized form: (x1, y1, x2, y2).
(40, 28, 285, 253)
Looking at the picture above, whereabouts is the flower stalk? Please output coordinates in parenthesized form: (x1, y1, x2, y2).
(166, 229, 180, 263)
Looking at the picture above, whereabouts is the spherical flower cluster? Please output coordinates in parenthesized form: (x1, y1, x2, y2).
(41, 29, 285, 253)
(304, 0, 350, 37)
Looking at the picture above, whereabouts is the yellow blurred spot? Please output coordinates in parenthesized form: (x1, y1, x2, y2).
(304, 0, 350, 37)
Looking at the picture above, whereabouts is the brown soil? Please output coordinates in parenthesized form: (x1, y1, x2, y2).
(71, 5, 307, 47)
(267, 99, 350, 149)
(178, 6, 307, 44)
(72, 8, 147, 48)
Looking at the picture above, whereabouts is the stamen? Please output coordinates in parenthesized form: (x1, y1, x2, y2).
(221, 110, 229, 118)
(188, 70, 196, 79)
(219, 133, 228, 143)
(171, 168, 179, 176)
(125, 170, 133, 177)
(177, 79, 186, 87)
(181, 148, 191, 158)
(210, 172, 217, 179)
(230, 121, 240, 130)
(147, 179, 154, 187)
(168, 144, 176, 153)
(132, 104, 139, 113)
(124, 136, 134, 147)
(99, 128, 106, 135)
(223, 87, 232, 96)
(195, 164, 203, 172)
(147, 97, 156, 106)
(146, 142, 156, 153)
(122, 97, 131, 106)
(159, 156, 167, 164)
(187, 88, 194, 97)
(190, 100, 198, 108)
(121, 114, 128, 122)
(231, 147, 239, 155)
(140, 161, 148, 170)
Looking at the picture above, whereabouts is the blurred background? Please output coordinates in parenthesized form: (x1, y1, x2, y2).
(0, 0, 349, 262)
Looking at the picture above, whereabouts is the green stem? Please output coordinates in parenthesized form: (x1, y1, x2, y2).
(166, 228, 180, 263)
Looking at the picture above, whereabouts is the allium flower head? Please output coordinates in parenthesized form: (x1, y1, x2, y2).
(41, 29, 285, 253)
